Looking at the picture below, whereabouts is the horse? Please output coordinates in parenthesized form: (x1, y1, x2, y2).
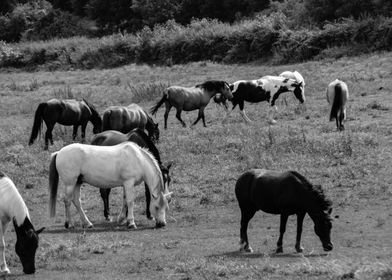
(279, 71, 305, 98)
(102, 104, 159, 142)
(49, 142, 172, 229)
(217, 75, 305, 124)
(150, 80, 233, 129)
(29, 98, 102, 150)
(0, 172, 44, 274)
(90, 128, 173, 221)
(326, 79, 349, 131)
(235, 169, 333, 253)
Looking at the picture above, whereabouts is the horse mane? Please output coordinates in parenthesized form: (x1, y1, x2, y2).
(289, 171, 332, 210)
(82, 98, 100, 118)
(129, 128, 162, 164)
(196, 80, 226, 91)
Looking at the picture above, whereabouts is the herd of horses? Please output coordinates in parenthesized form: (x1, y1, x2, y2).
(0, 72, 349, 275)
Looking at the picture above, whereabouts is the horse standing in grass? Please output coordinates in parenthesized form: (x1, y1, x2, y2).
(91, 128, 172, 221)
(0, 172, 44, 275)
(326, 79, 349, 131)
(235, 169, 333, 253)
(150, 80, 233, 129)
(102, 104, 159, 142)
(216, 74, 305, 124)
(29, 98, 102, 150)
(49, 142, 172, 229)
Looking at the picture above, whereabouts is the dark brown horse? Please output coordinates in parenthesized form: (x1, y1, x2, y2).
(29, 98, 102, 150)
(102, 104, 159, 142)
(235, 169, 333, 253)
(90, 128, 172, 221)
(150, 80, 233, 129)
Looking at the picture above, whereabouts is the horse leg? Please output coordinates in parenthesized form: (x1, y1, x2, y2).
(164, 103, 172, 130)
(276, 214, 289, 253)
(100, 188, 112, 221)
(191, 108, 204, 127)
(80, 122, 88, 143)
(145, 183, 152, 220)
(239, 101, 252, 123)
(0, 222, 10, 274)
(239, 208, 256, 253)
(175, 109, 186, 127)
(72, 125, 78, 140)
(45, 124, 54, 150)
(295, 212, 306, 253)
(268, 105, 278, 125)
(64, 184, 75, 229)
(116, 189, 127, 225)
(123, 179, 137, 229)
(339, 111, 345, 131)
(72, 183, 93, 228)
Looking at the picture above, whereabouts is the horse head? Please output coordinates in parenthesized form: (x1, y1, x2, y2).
(221, 81, 233, 101)
(14, 219, 45, 274)
(293, 81, 305, 103)
(311, 208, 333, 251)
(150, 192, 171, 228)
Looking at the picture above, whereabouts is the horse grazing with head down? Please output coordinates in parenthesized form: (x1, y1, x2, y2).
(0, 172, 44, 274)
(90, 128, 173, 221)
(150, 80, 233, 129)
(326, 79, 349, 131)
(102, 104, 159, 142)
(29, 98, 102, 150)
(215, 73, 305, 124)
(49, 142, 172, 229)
(235, 169, 333, 253)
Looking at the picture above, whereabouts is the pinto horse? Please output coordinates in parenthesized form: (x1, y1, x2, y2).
(217, 74, 305, 124)
(29, 98, 102, 150)
(150, 80, 233, 129)
(91, 128, 172, 221)
(0, 172, 44, 274)
(326, 79, 349, 131)
(102, 104, 159, 142)
(235, 169, 333, 253)
(49, 142, 172, 229)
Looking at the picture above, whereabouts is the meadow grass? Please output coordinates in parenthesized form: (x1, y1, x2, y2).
(0, 52, 391, 279)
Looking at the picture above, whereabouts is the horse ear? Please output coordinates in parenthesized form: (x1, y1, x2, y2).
(166, 161, 174, 170)
(36, 227, 45, 235)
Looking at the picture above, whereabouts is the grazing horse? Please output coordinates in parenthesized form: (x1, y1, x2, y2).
(279, 71, 305, 98)
(49, 142, 172, 229)
(326, 79, 349, 131)
(150, 80, 233, 129)
(29, 98, 102, 150)
(217, 75, 304, 124)
(102, 104, 159, 142)
(91, 128, 172, 221)
(0, 172, 44, 274)
(235, 169, 333, 253)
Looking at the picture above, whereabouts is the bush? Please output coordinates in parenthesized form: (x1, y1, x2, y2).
(0, 41, 23, 67)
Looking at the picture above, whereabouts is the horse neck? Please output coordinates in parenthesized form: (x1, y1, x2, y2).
(138, 148, 164, 196)
(0, 177, 30, 226)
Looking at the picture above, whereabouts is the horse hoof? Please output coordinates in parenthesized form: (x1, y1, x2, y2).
(275, 247, 283, 253)
(240, 246, 253, 253)
(64, 222, 74, 229)
(83, 223, 94, 229)
(127, 222, 137, 229)
(269, 120, 277, 125)
(0, 268, 10, 274)
(105, 216, 113, 222)
(295, 246, 304, 253)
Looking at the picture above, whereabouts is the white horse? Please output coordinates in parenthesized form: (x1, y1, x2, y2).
(221, 75, 304, 124)
(326, 79, 349, 131)
(0, 172, 44, 275)
(49, 142, 172, 229)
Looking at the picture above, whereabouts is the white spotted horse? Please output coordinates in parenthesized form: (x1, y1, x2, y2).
(326, 79, 349, 131)
(0, 172, 44, 274)
(102, 103, 159, 142)
(235, 169, 333, 253)
(150, 80, 233, 129)
(216, 72, 305, 124)
(49, 142, 172, 229)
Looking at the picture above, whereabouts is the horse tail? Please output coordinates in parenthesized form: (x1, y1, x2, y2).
(102, 110, 111, 131)
(29, 103, 47, 145)
(330, 83, 342, 121)
(150, 90, 168, 116)
(49, 152, 59, 218)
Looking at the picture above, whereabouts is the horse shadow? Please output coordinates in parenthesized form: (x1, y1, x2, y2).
(43, 220, 158, 234)
(208, 250, 329, 259)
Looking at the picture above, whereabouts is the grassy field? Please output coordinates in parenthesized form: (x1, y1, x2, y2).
(0, 52, 392, 280)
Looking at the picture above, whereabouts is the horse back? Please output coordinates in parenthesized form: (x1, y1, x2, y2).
(167, 86, 210, 110)
(103, 105, 147, 132)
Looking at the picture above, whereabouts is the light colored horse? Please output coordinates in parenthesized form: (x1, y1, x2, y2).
(279, 71, 305, 98)
(150, 80, 233, 129)
(326, 79, 349, 131)
(102, 103, 159, 142)
(222, 76, 304, 124)
(0, 173, 44, 275)
(49, 142, 172, 229)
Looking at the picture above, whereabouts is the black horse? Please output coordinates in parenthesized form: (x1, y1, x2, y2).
(29, 98, 102, 150)
(90, 128, 172, 221)
(235, 169, 333, 253)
